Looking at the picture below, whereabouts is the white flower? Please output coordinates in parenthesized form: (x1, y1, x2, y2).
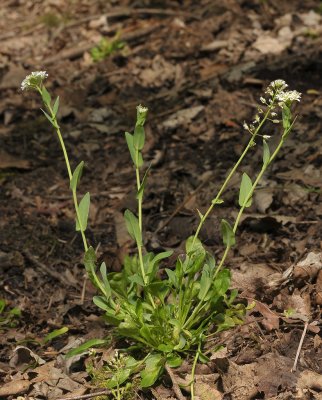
(137, 104, 148, 114)
(270, 79, 288, 91)
(271, 112, 277, 117)
(277, 90, 301, 105)
(243, 121, 249, 130)
(21, 71, 48, 91)
(263, 135, 271, 140)
(260, 96, 267, 104)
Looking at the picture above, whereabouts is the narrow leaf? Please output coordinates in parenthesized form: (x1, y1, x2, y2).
(70, 161, 84, 191)
(65, 338, 107, 358)
(124, 209, 142, 245)
(93, 295, 110, 311)
(41, 108, 55, 127)
(52, 96, 60, 117)
(83, 246, 96, 274)
(263, 140, 270, 165)
(43, 327, 68, 344)
(41, 86, 51, 105)
(220, 219, 235, 247)
(125, 132, 143, 168)
(133, 125, 145, 150)
(198, 269, 212, 300)
(137, 164, 151, 201)
(100, 262, 111, 299)
(239, 173, 252, 207)
(128, 273, 145, 287)
(76, 192, 90, 231)
(211, 198, 224, 205)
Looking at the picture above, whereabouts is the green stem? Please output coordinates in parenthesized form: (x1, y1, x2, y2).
(42, 91, 88, 252)
(192, 102, 274, 247)
(191, 339, 202, 400)
(134, 148, 156, 309)
(183, 299, 208, 330)
(215, 135, 287, 278)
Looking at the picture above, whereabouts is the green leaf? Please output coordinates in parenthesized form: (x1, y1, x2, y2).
(125, 132, 143, 168)
(93, 295, 110, 311)
(263, 140, 270, 165)
(84, 246, 96, 273)
(239, 172, 252, 208)
(128, 273, 145, 287)
(197, 209, 203, 219)
(147, 250, 173, 277)
(52, 96, 59, 117)
(107, 368, 131, 389)
(165, 268, 177, 287)
(220, 219, 235, 247)
(65, 338, 108, 358)
(41, 86, 51, 105)
(124, 209, 142, 245)
(166, 354, 182, 368)
(185, 236, 204, 255)
(174, 334, 186, 350)
(282, 105, 291, 130)
(100, 262, 111, 299)
(141, 354, 163, 388)
(158, 344, 174, 353)
(198, 268, 212, 300)
(70, 161, 84, 191)
(43, 327, 68, 344)
(213, 269, 231, 297)
(76, 192, 90, 231)
(41, 108, 55, 127)
(137, 164, 151, 201)
(0, 299, 5, 313)
(211, 198, 224, 205)
(133, 125, 145, 150)
(83, 246, 98, 285)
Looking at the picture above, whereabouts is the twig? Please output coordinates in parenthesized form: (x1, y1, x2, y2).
(55, 389, 110, 400)
(165, 364, 186, 400)
(291, 320, 309, 372)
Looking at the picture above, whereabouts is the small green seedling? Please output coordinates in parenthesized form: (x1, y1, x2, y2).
(0, 299, 21, 329)
(21, 73, 300, 397)
(90, 34, 126, 62)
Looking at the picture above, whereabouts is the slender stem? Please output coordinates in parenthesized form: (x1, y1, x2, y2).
(215, 135, 286, 278)
(42, 92, 88, 252)
(213, 245, 230, 279)
(134, 148, 156, 309)
(192, 101, 274, 247)
(183, 298, 208, 329)
(190, 340, 202, 400)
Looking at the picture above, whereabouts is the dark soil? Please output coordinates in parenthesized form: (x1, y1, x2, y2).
(0, 0, 321, 399)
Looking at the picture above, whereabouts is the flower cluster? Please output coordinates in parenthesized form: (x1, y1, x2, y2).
(21, 71, 48, 91)
(243, 79, 301, 137)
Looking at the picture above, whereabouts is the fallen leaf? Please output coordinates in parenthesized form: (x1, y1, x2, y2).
(162, 106, 204, 129)
(0, 149, 30, 169)
(293, 252, 322, 281)
(0, 379, 30, 396)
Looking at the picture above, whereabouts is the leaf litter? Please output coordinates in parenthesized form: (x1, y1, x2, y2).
(0, 0, 321, 399)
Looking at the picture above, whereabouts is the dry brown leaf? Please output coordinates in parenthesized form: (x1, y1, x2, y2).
(0, 379, 30, 396)
(293, 252, 322, 281)
(252, 299, 280, 330)
(0, 149, 30, 169)
(316, 269, 322, 305)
